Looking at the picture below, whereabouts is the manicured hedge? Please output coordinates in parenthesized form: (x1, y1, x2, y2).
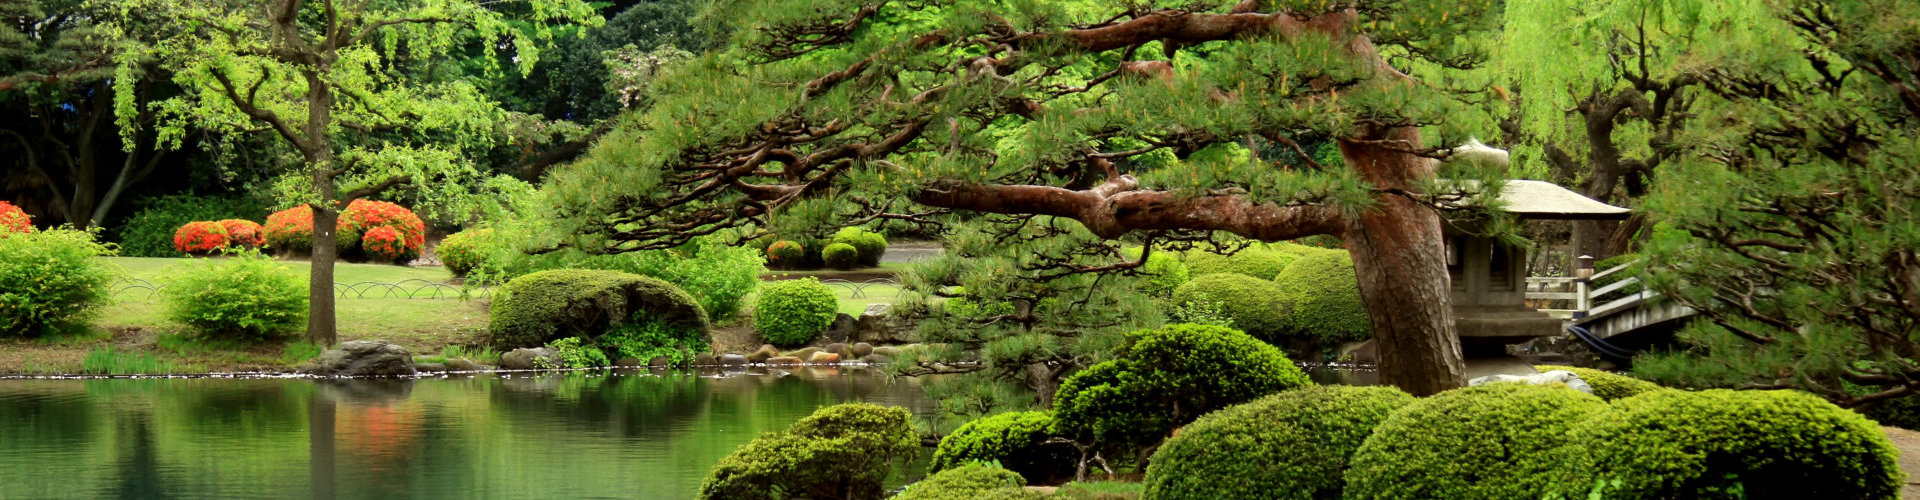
(436, 228, 494, 277)
(1122, 247, 1190, 298)
(0, 228, 115, 337)
(930, 411, 1074, 483)
(217, 219, 264, 248)
(1170, 273, 1289, 339)
(1566, 389, 1901, 500)
(896, 464, 1038, 500)
(699, 403, 919, 500)
(1271, 251, 1370, 345)
(1144, 385, 1416, 500)
(488, 269, 708, 349)
(1536, 364, 1665, 401)
(172, 221, 231, 254)
(1344, 382, 1607, 499)
(1053, 323, 1311, 450)
(339, 199, 426, 263)
(753, 277, 838, 347)
(831, 227, 888, 267)
(1182, 247, 1295, 280)
(822, 242, 859, 270)
(262, 205, 315, 252)
(766, 240, 804, 269)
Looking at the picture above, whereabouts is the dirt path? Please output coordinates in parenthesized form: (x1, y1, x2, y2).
(1884, 426, 1920, 499)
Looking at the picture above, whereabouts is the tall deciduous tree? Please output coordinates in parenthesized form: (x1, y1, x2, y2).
(539, 1, 1514, 395)
(108, 0, 598, 345)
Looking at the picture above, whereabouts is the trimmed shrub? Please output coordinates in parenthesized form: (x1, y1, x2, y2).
(1536, 364, 1664, 401)
(478, 239, 764, 322)
(1344, 383, 1608, 500)
(766, 240, 804, 269)
(822, 242, 860, 270)
(699, 403, 919, 500)
(262, 205, 315, 253)
(1053, 324, 1311, 450)
(340, 199, 426, 260)
(0, 228, 115, 337)
(172, 221, 231, 254)
(488, 269, 709, 349)
(931, 411, 1075, 483)
(0, 201, 28, 234)
(360, 226, 410, 263)
(897, 464, 1038, 500)
(217, 219, 265, 248)
(753, 277, 838, 347)
(1182, 247, 1295, 280)
(1122, 247, 1190, 298)
(1566, 389, 1901, 500)
(159, 250, 308, 340)
(113, 194, 267, 257)
(1271, 251, 1370, 344)
(436, 228, 493, 277)
(832, 227, 889, 267)
(1170, 273, 1289, 339)
(1144, 385, 1417, 500)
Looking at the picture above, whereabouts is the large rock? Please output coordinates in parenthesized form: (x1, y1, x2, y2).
(613, 357, 645, 367)
(853, 312, 915, 344)
(718, 354, 750, 366)
(1468, 370, 1594, 394)
(765, 356, 804, 366)
(872, 346, 901, 358)
(693, 353, 718, 366)
(648, 356, 673, 368)
(500, 347, 560, 370)
(808, 352, 842, 364)
(786, 347, 821, 361)
(861, 354, 892, 365)
(823, 314, 858, 343)
(748, 344, 780, 363)
(823, 342, 851, 358)
(415, 362, 448, 373)
(851, 342, 875, 357)
(301, 341, 416, 377)
(445, 358, 480, 371)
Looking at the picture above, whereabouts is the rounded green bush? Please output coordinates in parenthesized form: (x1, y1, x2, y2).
(1122, 247, 1190, 298)
(1343, 382, 1608, 500)
(822, 242, 859, 270)
(1170, 273, 1289, 339)
(897, 464, 1037, 500)
(1535, 365, 1664, 401)
(488, 269, 709, 349)
(436, 228, 494, 277)
(1271, 251, 1370, 345)
(1566, 389, 1901, 500)
(112, 194, 266, 257)
(0, 228, 116, 337)
(766, 240, 804, 269)
(160, 250, 309, 340)
(931, 411, 1074, 483)
(1144, 385, 1416, 500)
(753, 277, 838, 347)
(699, 403, 919, 500)
(832, 227, 888, 267)
(1053, 324, 1311, 450)
(1182, 247, 1296, 280)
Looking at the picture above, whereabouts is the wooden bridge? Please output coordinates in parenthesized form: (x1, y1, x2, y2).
(1525, 260, 1698, 354)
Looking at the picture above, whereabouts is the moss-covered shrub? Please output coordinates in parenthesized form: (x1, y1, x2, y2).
(1182, 247, 1295, 280)
(699, 403, 919, 500)
(753, 277, 838, 347)
(896, 464, 1039, 500)
(832, 226, 888, 267)
(1344, 383, 1607, 500)
(217, 219, 264, 248)
(1053, 324, 1311, 450)
(0, 201, 28, 234)
(1170, 273, 1289, 339)
(1565, 389, 1901, 500)
(1535, 364, 1664, 401)
(488, 269, 708, 349)
(0, 228, 115, 337)
(766, 240, 804, 269)
(160, 250, 307, 340)
(1271, 251, 1370, 344)
(822, 242, 860, 270)
(113, 194, 266, 257)
(172, 221, 231, 254)
(436, 228, 493, 277)
(1144, 385, 1416, 500)
(931, 411, 1074, 483)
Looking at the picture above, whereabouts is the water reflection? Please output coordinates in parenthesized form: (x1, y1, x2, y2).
(0, 368, 941, 500)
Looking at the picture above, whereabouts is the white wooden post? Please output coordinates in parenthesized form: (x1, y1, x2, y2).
(1573, 255, 1594, 319)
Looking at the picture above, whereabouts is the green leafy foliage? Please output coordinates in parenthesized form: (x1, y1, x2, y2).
(698, 403, 919, 500)
(930, 411, 1074, 483)
(832, 226, 888, 267)
(1344, 383, 1607, 500)
(488, 269, 708, 349)
(822, 242, 859, 270)
(752, 277, 837, 347)
(1170, 274, 1289, 340)
(113, 194, 266, 257)
(159, 250, 308, 341)
(1536, 365, 1664, 402)
(599, 318, 709, 366)
(0, 227, 116, 338)
(1181, 247, 1296, 280)
(547, 336, 609, 368)
(1566, 389, 1901, 500)
(1122, 247, 1190, 298)
(436, 228, 494, 277)
(476, 237, 764, 322)
(1052, 324, 1311, 452)
(1271, 251, 1370, 345)
(896, 464, 1039, 500)
(1144, 385, 1417, 500)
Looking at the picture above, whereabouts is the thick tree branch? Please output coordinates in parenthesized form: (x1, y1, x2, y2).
(911, 175, 1347, 241)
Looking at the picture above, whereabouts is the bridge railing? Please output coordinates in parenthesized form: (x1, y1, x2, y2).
(1526, 258, 1640, 320)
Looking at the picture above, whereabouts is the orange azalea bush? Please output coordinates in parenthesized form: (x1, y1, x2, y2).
(361, 226, 410, 262)
(0, 201, 29, 234)
(218, 219, 265, 247)
(263, 205, 315, 251)
(173, 221, 231, 254)
(341, 200, 425, 259)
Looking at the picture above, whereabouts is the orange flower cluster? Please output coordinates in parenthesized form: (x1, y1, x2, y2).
(173, 221, 231, 254)
(361, 226, 409, 261)
(263, 205, 316, 251)
(218, 219, 265, 247)
(260, 200, 425, 263)
(0, 201, 29, 235)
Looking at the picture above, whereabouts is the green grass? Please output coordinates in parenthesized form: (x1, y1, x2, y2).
(81, 347, 196, 375)
(109, 256, 451, 284)
(1051, 481, 1143, 499)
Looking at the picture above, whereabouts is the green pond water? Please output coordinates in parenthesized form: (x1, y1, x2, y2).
(0, 368, 943, 500)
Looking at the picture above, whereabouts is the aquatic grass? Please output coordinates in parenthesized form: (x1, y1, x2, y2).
(81, 347, 188, 375)
(443, 344, 498, 363)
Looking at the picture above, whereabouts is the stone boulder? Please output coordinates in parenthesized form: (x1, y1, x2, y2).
(872, 346, 901, 358)
(718, 354, 750, 366)
(853, 312, 915, 344)
(824, 342, 851, 358)
(823, 314, 858, 343)
(765, 356, 804, 366)
(500, 347, 560, 370)
(748, 344, 779, 363)
(415, 362, 448, 373)
(613, 357, 645, 367)
(1467, 370, 1594, 394)
(693, 353, 718, 366)
(445, 358, 480, 371)
(808, 352, 842, 364)
(851, 342, 875, 357)
(301, 341, 416, 377)
(786, 347, 821, 361)
(648, 356, 673, 368)
(861, 354, 892, 365)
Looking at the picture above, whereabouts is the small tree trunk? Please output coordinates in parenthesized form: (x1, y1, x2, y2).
(309, 204, 340, 347)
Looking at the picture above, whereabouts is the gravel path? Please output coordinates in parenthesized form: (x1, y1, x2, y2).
(1886, 426, 1920, 499)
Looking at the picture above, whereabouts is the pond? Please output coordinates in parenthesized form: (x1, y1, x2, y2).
(0, 368, 942, 500)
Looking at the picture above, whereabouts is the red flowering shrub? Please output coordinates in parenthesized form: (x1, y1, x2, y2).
(173, 221, 231, 254)
(341, 200, 425, 260)
(767, 240, 804, 269)
(0, 201, 29, 235)
(218, 219, 265, 248)
(361, 226, 409, 262)
(263, 205, 315, 252)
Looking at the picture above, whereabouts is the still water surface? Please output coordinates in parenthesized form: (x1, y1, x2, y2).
(0, 368, 940, 500)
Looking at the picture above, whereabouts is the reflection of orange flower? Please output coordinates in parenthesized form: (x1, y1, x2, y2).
(339, 405, 422, 471)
